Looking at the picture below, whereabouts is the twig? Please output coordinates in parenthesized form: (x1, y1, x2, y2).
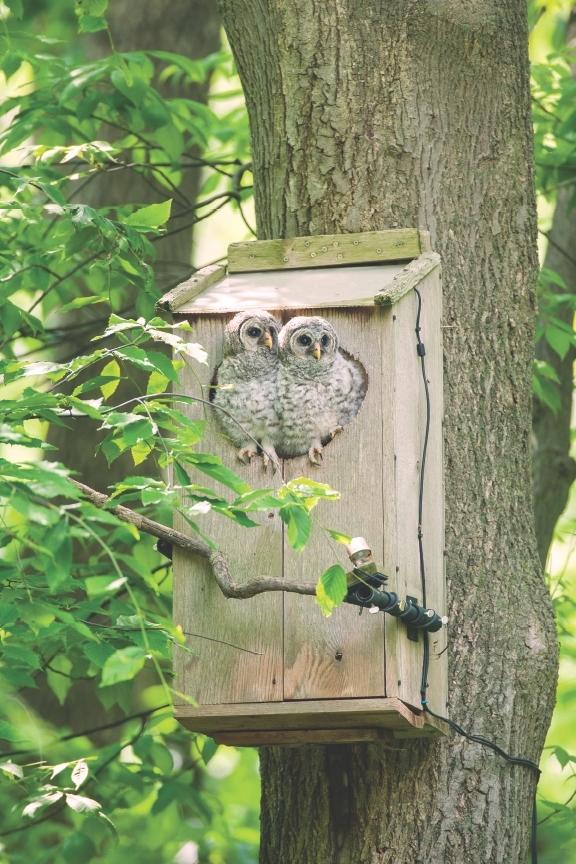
(0, 704, 170, 759)
(539, 229, 576, 269)
(70, 479, 317, 600)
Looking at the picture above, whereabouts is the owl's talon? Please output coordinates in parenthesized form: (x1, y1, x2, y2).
(329, 425, 344, 440)
(308, 446, 323, 466)
(238, 447, 258, 464)
(260, 440, 279, 473)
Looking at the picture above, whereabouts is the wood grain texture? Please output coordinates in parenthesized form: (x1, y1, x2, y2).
(419, 270, 448, 715)
(174, 696, 444, 733)
(227, 229, 420, 272)
(386, 292, 423, 709)
(173, 316, 283, 705)
(374, 253, 441, 307)
(383, 277, 447, 715)
(212, 724, 444, 745)
(282, 307, 386, 699)
(157, 264, 226, 311)
(211, 729, 389, 746)
(171, 262, 408, 314)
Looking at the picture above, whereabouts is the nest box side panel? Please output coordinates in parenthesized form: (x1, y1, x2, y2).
(417, 269, 447, 714)
(173, 316, 283, 706)
(282, 307, 387, 700)
(384, 273, 447, 714)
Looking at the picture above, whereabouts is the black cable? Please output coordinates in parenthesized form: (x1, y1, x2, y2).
(414, 288, 431, 704)
(412, 287, 540, 864)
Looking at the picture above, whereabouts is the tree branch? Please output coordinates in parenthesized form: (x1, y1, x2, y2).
(70, 479, 318, 600)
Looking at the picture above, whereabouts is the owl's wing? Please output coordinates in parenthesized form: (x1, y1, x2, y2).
(335, 349, 368, 426)
(210, 358, 245, 446)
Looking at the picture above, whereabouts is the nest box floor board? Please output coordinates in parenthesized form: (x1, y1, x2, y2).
(174, 698, 447, 746)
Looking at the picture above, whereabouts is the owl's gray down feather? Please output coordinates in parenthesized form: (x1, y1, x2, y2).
(212, 310, 281, 460)
(276, 316, 367, 460)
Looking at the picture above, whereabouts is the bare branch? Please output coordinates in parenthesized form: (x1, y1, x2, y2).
(71, 479, 211, 557)
(70, 479, 318, 600)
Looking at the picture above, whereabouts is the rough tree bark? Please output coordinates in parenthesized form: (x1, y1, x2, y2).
(220, 2, 558, 862)
(533, 10, 576, 565)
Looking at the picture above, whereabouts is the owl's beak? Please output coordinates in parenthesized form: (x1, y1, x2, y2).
(311, 341, 322, 360)
(260, 331, 274, 349)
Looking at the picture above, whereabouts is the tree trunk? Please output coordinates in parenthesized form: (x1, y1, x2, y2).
(533, 11, 576, 566)
(220, 2, 558, 862)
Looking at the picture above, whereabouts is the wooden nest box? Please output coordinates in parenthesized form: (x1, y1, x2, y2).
(158, 228, 448, 745)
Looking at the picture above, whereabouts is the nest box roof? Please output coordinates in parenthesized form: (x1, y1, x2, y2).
(157, 229, 440, 315)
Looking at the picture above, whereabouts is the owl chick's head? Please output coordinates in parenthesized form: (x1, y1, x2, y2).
(279, 316, 338, 367)
(224, 310, 280, 356)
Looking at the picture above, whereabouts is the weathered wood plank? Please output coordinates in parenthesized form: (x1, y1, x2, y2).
(172, 316, 283, 705)
(384, 274, 446, 715)
(156, 264, 226, 312)
(176, 696, 421, 731)
(211, 728, 389, 746)
(417, 267, 448, 716)
(282, 308, 386, 700)
(374, 252, 440, 307)
(385, 291, 428, 709)
(228, 229, 421, 273)
(175, 697, 447, 741)
(172, 263, 407, 314)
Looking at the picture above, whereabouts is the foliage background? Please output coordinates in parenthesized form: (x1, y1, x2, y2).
(0, 0, 575, 861)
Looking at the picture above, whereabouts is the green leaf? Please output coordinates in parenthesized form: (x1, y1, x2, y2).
(544, 320, 574, 359)
(71, 760, 89, 789)
(78, 15, 108, 32)
(59, 295, 107, 312)
(85, 575, 127, 597)
(326, 529, 353, 545)
(533, 359, 559, 383)
(0, 761, 24, 780)
(540, 267, 568, 290)
(76, 0, 108, 15)
(125, 199, 172, 230)
(281, 505, 311, 551)
(101, 646, 147, 686)
(46, 656, 73, 706)
(185, 453, 251, 494)
(65, 793, 102, 813)
(147, 370, 171, 394)
(23, 791, 64, 818)
(100, 359, 121, 399)
(201, 738, 218, 764)
(552, 746, 576, 769)
(131, 441, 152, 466)
(315, 564, 348, 617)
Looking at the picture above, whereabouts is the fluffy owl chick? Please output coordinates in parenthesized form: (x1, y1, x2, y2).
(212, 310, 280, 470)
(277, 316, 367, 465)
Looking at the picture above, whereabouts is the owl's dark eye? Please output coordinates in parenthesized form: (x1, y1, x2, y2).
(247, 326, 262, 338)
(320, 334, 330, 347)
(297, 334, 312, 347)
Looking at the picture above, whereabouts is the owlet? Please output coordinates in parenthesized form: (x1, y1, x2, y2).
(277, 316, 367, 465)
(212, 309, 280, 470)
